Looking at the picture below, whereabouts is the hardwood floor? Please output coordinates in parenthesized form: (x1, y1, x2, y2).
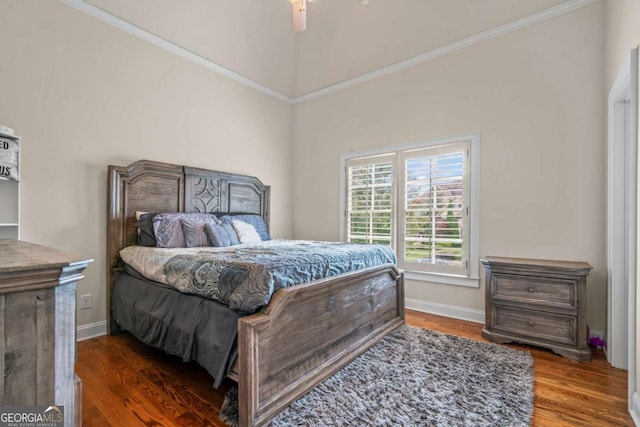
(76, 310, 632, 426)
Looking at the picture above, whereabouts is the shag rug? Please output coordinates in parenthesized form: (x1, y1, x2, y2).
(219, 325, 534, 426)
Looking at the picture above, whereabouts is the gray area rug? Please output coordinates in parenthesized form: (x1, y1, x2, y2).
(220, 325, 534, 426)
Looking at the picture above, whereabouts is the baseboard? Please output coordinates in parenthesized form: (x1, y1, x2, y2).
(76, 320, 107, 341)
(631, 393, 640, 426)
(588, 328, 605, 342)
(405, 298, 484, 324)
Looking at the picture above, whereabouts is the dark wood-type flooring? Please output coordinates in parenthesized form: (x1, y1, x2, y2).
(76, 310, 632, 426)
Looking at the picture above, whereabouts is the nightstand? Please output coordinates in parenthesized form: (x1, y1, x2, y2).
(481, 256, 592, 361)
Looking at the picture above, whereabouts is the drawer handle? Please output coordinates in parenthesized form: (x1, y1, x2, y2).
(528, 287, 535, 293)
(528, 320, 535, 327)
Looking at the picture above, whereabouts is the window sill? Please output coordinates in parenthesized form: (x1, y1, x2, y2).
(404, 271, 480, 288)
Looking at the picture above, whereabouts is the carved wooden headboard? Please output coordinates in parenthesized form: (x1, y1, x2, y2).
(106, 159, 270, 333)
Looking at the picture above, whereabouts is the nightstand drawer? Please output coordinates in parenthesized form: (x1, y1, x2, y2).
(491, 305, 576, 346)
(491, 273, 576, 310)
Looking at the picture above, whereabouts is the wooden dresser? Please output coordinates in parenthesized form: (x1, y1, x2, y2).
(481, 256, 592, 361)
(0, 241, 91, 426)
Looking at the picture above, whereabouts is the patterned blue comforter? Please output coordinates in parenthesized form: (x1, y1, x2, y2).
(119, 240, 396, 313)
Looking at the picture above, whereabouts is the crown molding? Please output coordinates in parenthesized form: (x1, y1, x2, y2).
(57, 0, 295, 104)
(58, 0, 600, 106)
(293, 0, 601, 103)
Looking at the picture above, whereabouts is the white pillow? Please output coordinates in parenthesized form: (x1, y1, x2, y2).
(233, 219, 262, 243)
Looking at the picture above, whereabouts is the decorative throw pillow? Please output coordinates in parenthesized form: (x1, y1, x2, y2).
(153, 213, 219, 248)
(223, 223, 240, 245)
(219, 214, 270, 241)
(232, 219, 262, 244)
(205, 222, 240, 247)
(181, 217, 215, 248)
(134, 212, 158, 247)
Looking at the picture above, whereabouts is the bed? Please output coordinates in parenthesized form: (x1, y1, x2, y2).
(107, 159, 405, 427)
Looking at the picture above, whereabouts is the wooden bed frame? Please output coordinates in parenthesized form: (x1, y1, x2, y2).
(107, 159, 405, 427)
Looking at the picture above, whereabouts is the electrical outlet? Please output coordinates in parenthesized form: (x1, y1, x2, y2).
(79, 294, 92, 310)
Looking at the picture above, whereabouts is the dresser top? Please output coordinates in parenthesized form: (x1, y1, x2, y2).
(481, 256, 592, 272)
(0, 240, 93, 273)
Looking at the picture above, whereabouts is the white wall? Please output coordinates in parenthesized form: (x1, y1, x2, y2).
(0, 0, 293, 329)
(293, 4, 607, 330)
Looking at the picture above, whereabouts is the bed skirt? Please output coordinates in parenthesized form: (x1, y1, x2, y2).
(112, 269, 241, 388)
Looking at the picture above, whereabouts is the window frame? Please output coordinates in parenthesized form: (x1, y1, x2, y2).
(340, 132, 480, 288)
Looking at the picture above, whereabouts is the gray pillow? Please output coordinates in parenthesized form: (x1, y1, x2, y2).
(205, 222, 240, 247)
(134, 212, 158, 246)
(181, 217, 215, 248)
(223, 223, 240, 245)
(153, 213, 219, 248)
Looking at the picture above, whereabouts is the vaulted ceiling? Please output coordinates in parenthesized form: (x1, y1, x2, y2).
(85, 0, 577, 98)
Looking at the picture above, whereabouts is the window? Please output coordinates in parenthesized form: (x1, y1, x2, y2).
(346, 154, 395, 245)
(342, 133, 479, 286)
(400, 142, 469, 276)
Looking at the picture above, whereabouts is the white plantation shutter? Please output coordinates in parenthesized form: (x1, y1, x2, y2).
(399, 142, 469, 275)
(345, 154, 396, 246)
(341, 134, 477, 283)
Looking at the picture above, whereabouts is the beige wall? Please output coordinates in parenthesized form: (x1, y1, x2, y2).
(86, 0, 296, 97)
(0, 0, 293, 327)
(605, 0, 640, 89)
(293, 4, 607, 330)
(293, 0, 568, 96)
(0, 0, 611, 339)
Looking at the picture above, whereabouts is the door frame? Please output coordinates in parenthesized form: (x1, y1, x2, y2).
(607, 46, 638, 419)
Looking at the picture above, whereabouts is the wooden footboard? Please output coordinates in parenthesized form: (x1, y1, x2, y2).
(237, 264, 404, 427)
